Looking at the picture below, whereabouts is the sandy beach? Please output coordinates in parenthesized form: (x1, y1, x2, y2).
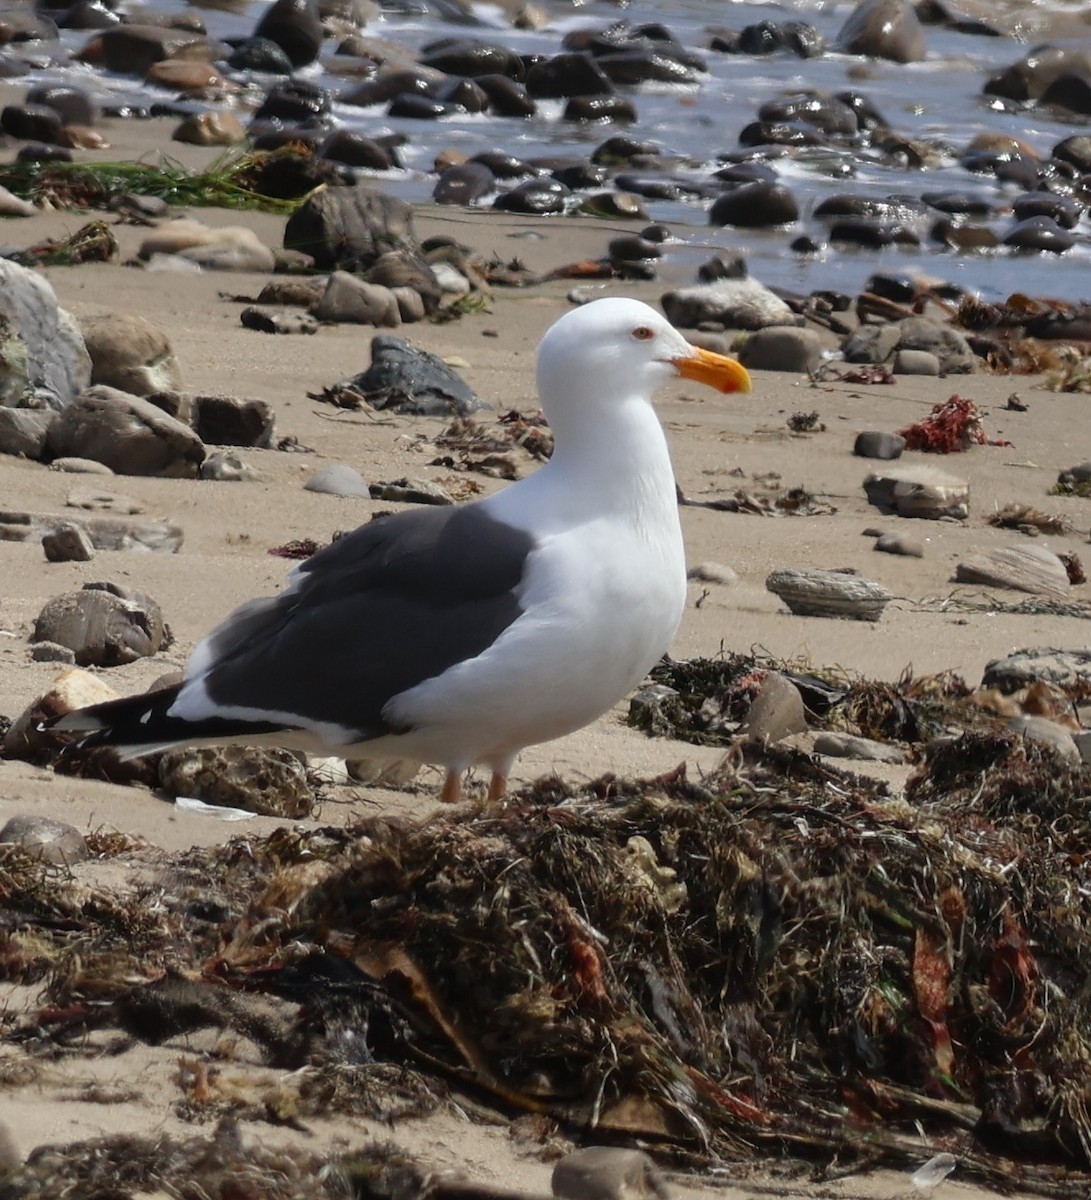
(0, 104, 1089, 1200)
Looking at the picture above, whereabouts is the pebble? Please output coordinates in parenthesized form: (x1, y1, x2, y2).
(42, 521, 95, 562)
(893, 349, 940, 376)
(813, 731, 905, 763)
(741, 671, 808, 745)
(552, 1148, 669, 1200)
(854, 431, 905, 460)
(874, 531, 924, 557)
(0, 815, 89, 866)
(304, 463, 370, 498)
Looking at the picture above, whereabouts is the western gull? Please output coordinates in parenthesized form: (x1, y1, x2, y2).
(57, 298, 752, 803)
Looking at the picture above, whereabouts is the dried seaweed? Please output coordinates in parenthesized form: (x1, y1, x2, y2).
(897, 395, 1011, 453)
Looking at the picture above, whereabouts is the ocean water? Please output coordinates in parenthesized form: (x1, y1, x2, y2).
(20, 0, 1091, 302)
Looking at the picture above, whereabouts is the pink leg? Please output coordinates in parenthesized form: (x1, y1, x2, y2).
(440, 770, 462, 803)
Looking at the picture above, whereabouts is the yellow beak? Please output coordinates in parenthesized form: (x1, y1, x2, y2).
(671, 346, 752, 394)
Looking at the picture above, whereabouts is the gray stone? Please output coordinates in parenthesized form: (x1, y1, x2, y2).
(738, 326, 823, 374)
(32, 582, 168, 667)
(239, 307, 319, 335)
(766, 568, 891, 621)
(158, 746, 314, 818)
(50, 457, 114, 475)
(0, 510, 182, 554)
(863, 465, 969, 520)
(284, 183, 419, 272)
(1008, 715, 1080, 764)
(190, 395, 276, 448)
(836, 0, 926, 63)
(813, 732, 905, 763)
(304, 463, 370, 497)
(955, 543, 1070, 597)
(552, 1148, 669, 1200)
(893, 348, 941, 376)
(740, 671, 808, 744)
(0, 260, 92, 411)
(843, 324, 900, 364)
(981, 648, 1091, 693)
(875, 531, 924, 557)
(42, 522, 95, 563)
(1074, 730, 1091, 765)
(79, 312, 183, 397)
(0, 815, 89, 866)
(854, 431, 905, 460)
(895, 316, 975, 374)
(30, 640, 77, 664)
(660, 279, 796, 331)
(374, 477, 454, 505)
(0, 406, 55, 459)
(47, 385, 206, 478)
(392, 286, 427, 324)
(312, 273, 402, 327)
(200, 450, 260, 482)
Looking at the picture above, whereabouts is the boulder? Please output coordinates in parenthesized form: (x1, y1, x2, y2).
(836, 0, 926, 63)
(80, 312, 183, 397)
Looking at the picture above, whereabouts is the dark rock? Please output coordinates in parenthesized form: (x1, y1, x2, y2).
(986, 46, 1091, 103)
(564, 94, 636, 122)
(713, 161, 778, 184)
(836, 0, 926, 63)
(158, 746, 314, 818)
(736, 21, 784, 55)
(421, 37, 523, 78)
(253, 78, 331, 124)
(1053, 134, 1091, 173)
(738, 120, 825, 149)
(782, 21, 826, 58)
(709, 181, 799, 227)
(284, 184, 417, 271)
(592, 136, 660, 165)
(829, 219, 919, 248)
(1, 104, 63, 144)
(698, 253, 748, 282)
(434, 162, 495, 204)
(758, 91, 857, 137)
(341, 71, 433, 108)
(351, 335, 485, 416)
(47, 385, 206, 477)
(435, 77, 488, 113)
(80, 312, 182, 397)
(494, 178, 569, 215)
(85, 25, 215, 76)
(1011, 193, 1083, 228)
(920, 190, 993, 215)
(1003, 215, 1075, 253)
(55, 0, 120, 31)
(0, 815, 89, 866)
(613, 174, 684, 201)
(596, 50, 698, 86)
(544, 160, 607, 190)
(525, 52, 614, 99)
(191, 395, 275, 448)
(475, 73, 535, 116)
(608, 235, 661, 263)
(0, 8, 57, 42)
(318, 130, 394, 169)
(469, 152, 533, 179)
(738, 326, 823, 373)
(854, 430, 905, 460)
(25, 84, 96, 127)
(253, 0, 323, 69)
(42, 521, 95, 562)
(388, 94, 462, 119)
(33, 581, 168, 667)
(15, 143, 72, 164)
(227, 36, 293, 73)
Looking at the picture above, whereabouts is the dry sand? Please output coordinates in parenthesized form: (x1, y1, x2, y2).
(1, 111, 1088, 1198)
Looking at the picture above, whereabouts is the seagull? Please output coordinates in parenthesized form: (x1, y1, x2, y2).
(57, 298, 751, 804)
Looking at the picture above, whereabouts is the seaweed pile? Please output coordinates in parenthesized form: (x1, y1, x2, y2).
(4, 730, 1091, 1196)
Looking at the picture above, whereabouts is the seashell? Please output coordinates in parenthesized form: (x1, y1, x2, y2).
(766, 568, 891, 621)
(955, 543, 1071, 596)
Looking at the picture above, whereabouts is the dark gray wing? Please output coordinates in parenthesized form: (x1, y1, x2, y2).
(199, 503, 535, 740)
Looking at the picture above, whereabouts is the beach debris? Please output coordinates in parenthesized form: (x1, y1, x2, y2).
(269, 537, 323, 560)
(190, 394, 275, 448)
(863, 465, 969, 520)
(766, 567, 891, 621)
(80, 312, 183, 397)
(41, 521, 95, 563)
(0, 815, 89, 866)
(988, 503, 1071, 536)
(552, 1148, 669, 1200)
(46, 385, 206, 477)
(854, 430, 905, 460)
(158, 746, 315, 818)
(0, 259, 91, 411)
(0, 509, 182, 553)
(303, 463, 370, 498)
(372, 477, 454, 505)
(239, 306, 319, 335)
(897, 395, 1009, 453)
(954, 543, 1072, 597)
(1054, 461, 1091, 498)
(910, 1153, 958, 1195)
(32, 581, 169, 667)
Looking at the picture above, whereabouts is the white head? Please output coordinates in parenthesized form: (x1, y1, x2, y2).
(535, 298, 751, 431)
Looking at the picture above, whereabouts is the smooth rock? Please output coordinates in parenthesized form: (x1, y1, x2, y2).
(843, 324, 900, 364)
(253, 0, 323, 68)
(138, 219, 276, 272)
(955, 543, 1071, 596)
(85, 25, 217, 76)
(312, 273, 401, 327)
(863, 465, 969, 520)
(284, 183, 418, 271)
(0, 184, 35, 216)
(836, 0, 926, 63)
(49, 457, 115, 475)
(200, 450, 259, 482)
(0, 815, 89, 866)
(1008, 715, 1080, 764)
(3, 667, 119, 760)
(766, 568, 891, 621)
(0, 406, 54, 458)
(172, 111, 245, 147)
(158, 746, 314, 817)
(42, 522, 95, 562)
(874, 531, 923, 557)
(80, 312, 183, 397)
(47, 385, 206, 477)
(32, 582, 168, 666)
(738, 326, 822, 373)
(0, 259, 92, 411)
(661, 279, 795, 330)
(895, 317, 976, 374)
(854, 431, 905, 460)
(0, 509, 182, 553)
(893, 349, 941, 376)
(740, 671, 808, 744)
(813, 732, 904, 763)
(190, 394, 275, 448)
(552, 1148, 669, 1200)
(304, 463, 369, 497)
(709, 182, 799, 228)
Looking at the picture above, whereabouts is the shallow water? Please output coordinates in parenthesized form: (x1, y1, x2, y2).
(21, 0, 1091, 302)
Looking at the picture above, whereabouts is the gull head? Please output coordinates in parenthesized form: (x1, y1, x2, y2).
(536, 297, 751, 417)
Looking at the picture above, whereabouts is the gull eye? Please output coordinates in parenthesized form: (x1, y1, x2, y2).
(632, 326, 654, 341)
